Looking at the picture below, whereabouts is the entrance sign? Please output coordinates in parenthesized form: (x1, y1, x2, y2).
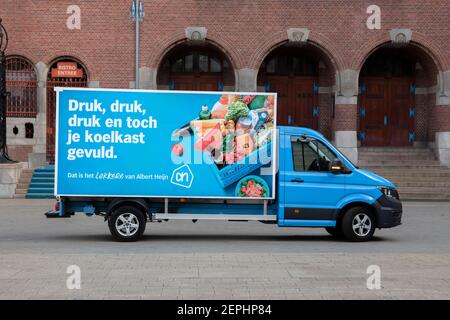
(55, 88, 277, 199)
(51, 62, 83, 78)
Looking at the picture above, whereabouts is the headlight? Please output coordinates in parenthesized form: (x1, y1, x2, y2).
(378, 186, 399, 200)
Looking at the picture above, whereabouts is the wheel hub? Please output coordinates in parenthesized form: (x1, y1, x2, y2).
(115, 213, 139, 237)
(352, 213, 371, 237)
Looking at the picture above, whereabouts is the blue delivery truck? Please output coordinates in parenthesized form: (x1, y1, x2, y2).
(46, 88, 402, 242)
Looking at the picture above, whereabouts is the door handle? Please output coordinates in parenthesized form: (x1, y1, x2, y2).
(291, 178, 304, 183)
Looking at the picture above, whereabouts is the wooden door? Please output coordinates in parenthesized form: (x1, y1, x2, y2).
(359, 77, 387, 146)
(171, 74, 220, 91)
(196, 75, 221, 91)
(267, 76, 317, 128)
(292, 78, 316, 128)
(171, 75, 194, 91)
(389, 77, 413, 146)
(267, 76, 290, 125)
(359, 77, 413, 146)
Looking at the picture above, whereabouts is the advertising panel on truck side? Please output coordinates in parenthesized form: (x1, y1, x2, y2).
(55, 88, 277, 199)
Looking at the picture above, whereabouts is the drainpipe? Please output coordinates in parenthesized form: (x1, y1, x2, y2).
(131, 0, 144, 89)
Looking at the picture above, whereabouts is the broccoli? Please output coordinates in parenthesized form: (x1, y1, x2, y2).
(225, 100, 249, 122)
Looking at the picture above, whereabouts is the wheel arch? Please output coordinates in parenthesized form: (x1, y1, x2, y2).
(106, 198, 152, 220)
(337, 201, 378, 227)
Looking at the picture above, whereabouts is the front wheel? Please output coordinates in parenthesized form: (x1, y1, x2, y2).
(341, 207, 376, 242)
(108, 206, 146, 242)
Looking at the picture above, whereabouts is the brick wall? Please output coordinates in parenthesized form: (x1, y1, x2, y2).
(429, 104, 450, 140)
(1, 1, 449, 83)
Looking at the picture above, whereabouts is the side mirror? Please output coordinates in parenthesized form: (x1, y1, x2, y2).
(330, 158, 344, 174)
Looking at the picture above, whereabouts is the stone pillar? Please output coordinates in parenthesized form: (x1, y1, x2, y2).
(434, 70, 450, 168)
(28, 62, 49, 168)
(88, 81, 100, 88)
(0, 162, 22, 198)
(237, 68, 257, 92)
(333, 69, 359, 164)
(435, 132, 450, 168)
(139, 67, 157, 89)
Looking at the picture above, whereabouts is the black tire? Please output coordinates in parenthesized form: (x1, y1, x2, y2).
(108, 206, 146, 242)
(325, 226, 344, 238)
(341, 207, 376, 242)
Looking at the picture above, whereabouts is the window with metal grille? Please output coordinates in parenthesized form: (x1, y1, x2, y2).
(6, 56, 37, 117)
(165, 50, 226, 73)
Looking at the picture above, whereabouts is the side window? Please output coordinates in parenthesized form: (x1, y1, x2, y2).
(291, 137, 337, 172)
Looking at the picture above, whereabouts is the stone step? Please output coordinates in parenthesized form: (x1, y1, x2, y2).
(371, 171, 450, 177)
(358, 153, 436, 161)
(26, 193, 54, 199)
(359, 152, 434, 157)
(361, 165, 445, 170)
(385, 176, 450, 182)
(368, 166, 450, 172)
(394, 181, 450, 187)
(19, 172, 34, 178)
(359, 160, 441, 166)
(32, 172, 55, 178)
(18, 177, 32, 183)
(27, 187, 54, 194)
(28, 181, 54, 187)
(13, 194, 26, 199)
(359, 147, 430, 152)
(17, 183, 31, 189)
(397, 186, 450, 194)
(30, 177, 55, 183)
(399, 192, 450, 200)
(35, 166, 55, 173)
(15, 188, 27, 195)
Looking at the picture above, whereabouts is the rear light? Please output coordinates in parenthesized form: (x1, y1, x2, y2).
(54, 201, 59, 212)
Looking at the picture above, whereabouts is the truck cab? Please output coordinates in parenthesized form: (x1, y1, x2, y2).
(277, 126, 402, 241)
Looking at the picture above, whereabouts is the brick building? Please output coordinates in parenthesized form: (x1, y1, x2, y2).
(1, 0, 450, 170)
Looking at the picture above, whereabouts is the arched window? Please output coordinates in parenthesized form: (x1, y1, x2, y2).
(157, 45, 234, 91)
(162, 49, 227, 74)
(264, 52, 318, 76)
(6, 56, 37, 117)
(361, 48, 415, 77)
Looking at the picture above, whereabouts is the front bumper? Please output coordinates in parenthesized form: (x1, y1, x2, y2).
(373, 194, 403, 228)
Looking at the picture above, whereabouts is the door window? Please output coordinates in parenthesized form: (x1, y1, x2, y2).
(291, 138, 336, 172)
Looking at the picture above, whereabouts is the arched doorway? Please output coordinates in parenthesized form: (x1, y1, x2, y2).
(46, 58, 87, 163)
(157, 43, 234, 91)
(358, 45, 438, 146)
(6, 56, 37, 117)
(257, 44, 335, 133)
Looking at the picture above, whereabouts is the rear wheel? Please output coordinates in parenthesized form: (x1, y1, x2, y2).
(108, 206, 146, 242)
(341, 207, 375, 242)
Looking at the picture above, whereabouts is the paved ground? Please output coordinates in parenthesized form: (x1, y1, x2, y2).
(0, 199, 450, 299)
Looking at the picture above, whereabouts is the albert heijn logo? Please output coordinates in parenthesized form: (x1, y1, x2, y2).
(170, 164, 194, 188)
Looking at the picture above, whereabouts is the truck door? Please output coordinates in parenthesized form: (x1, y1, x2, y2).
(279, 135, 346, 226)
